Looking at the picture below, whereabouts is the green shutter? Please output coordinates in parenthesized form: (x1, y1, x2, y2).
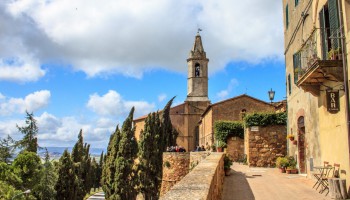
(286, 5, 289, 29)
(319, 8, 328, 60)
(328, 0, 340, 50)
(295, 0, 299, 6)
(293, 52, 301, 83)
(288, 74, 292, 95)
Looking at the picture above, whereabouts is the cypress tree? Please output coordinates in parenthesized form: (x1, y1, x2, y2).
(161, 97, 177, 150)
(55, 149, 77, 200)
(113, 107, 138, 200)
(138, 112, 162, 200)
(102, 126, 121, 198)
(0, 135, 16, 163)
(36, 148, 57, 200)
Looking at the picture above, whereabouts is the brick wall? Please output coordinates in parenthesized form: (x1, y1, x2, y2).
(246, 125, 287, 167)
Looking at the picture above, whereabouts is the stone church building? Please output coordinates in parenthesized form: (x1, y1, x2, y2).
(133, 33, 286, 152)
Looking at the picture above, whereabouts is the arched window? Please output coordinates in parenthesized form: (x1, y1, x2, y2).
(195, 63, 200, 77)
(241, 109, 247, 120)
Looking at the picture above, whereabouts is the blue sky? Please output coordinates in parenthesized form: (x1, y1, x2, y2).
(0, 0, 285, 148)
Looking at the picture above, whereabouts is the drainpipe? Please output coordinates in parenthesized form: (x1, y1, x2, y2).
(337, 0, 350, 166)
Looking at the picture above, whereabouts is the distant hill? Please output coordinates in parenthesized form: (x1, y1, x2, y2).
(38, 146, 106, 160)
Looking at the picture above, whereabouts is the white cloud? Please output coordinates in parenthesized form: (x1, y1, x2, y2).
(2, 112, 116, 148)
(1, 0, 284, 79)
(87, 90, 155, 118)
(158, 93, 167, 102)
(216, 78, 239, 100)
(0, 56, 46, 82)
(0, 90, 51, 115)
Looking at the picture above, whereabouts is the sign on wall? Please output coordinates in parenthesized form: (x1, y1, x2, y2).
(326, 90, 340, 113)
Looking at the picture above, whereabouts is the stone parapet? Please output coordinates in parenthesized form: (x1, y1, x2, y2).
(190, 151, 210, 170)
(160, 153, 224, 200)
(160, 152, 190, 196)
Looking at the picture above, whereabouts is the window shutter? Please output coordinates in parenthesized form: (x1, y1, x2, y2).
(293, 53, 301, 83)
(288, 74, 292, 95)
(286, 5, 289, 29)
(319, 8, 328, 60)
(328, 0, 340, 49)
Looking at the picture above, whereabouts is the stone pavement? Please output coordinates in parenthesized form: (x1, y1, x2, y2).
(87, 192, 105, 200)
(222, 162, 332, 200)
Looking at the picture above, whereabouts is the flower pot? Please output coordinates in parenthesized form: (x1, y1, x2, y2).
(286, 169, 291, 174)
(217, 147, 223, 152)
(292, 140, 297, 145)
(289, 136, 294, 141)
(279, 167, 286, 173)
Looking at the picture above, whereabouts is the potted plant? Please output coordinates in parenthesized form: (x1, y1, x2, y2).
(224, 154, 233, 176)
(285, 156, 298, 174)
(216, 141, 226, 152)
(328, 48, 340, 60)
(276, 156, 288, 173)
(286, 134, 294, 141)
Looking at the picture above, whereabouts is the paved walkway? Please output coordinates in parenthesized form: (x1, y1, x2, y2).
(222, 163, 332, 200)
(87, 192, 105, 200)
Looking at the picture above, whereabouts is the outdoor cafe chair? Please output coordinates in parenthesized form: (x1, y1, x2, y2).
(318, 163, 340, 195)
(313, 161, 329, 189)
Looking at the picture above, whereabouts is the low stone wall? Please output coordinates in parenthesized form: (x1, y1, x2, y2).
(190, 151, 210, 170)
(160, 152, 190, 196)
(246, 125, 287, 167)
(160, 153, 225, 200)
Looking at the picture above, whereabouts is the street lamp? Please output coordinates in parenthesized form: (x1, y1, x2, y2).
(268, 88, 275, 103)
(12, 189, 31, 200)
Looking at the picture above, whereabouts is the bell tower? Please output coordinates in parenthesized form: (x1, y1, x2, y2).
(186, 32, 209, 102)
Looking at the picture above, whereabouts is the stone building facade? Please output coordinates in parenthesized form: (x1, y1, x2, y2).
(282, 0, 350, 186)
(198, 94, 277, 148)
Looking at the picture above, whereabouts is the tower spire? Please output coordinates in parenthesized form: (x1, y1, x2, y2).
(186, 33, 209, 102)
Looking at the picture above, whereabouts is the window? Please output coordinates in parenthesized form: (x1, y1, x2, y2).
(293, 52, 301, 83)
(286, 4, 289, 29)
(319, 0, 340, 59)
(195, 63, 200, 77)
(288, 74, 291, 95)
(295, 0, 299, 7)
(241, 109, 247, 120)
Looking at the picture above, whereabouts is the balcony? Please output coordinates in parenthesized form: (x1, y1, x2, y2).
(295, 28, 343, 96)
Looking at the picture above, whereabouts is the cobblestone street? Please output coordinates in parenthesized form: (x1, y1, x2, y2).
(222, 163, 332, 200)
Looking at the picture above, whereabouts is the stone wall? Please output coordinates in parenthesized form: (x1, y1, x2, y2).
(160, 153, 190, 196)
(246, 125, 287, 167)
(160, 153, 225, 200)
(190, 151, 210, 170)
(226, 136, 244, 161)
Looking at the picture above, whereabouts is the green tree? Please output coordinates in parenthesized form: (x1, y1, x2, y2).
(36, 148, 57, 200)
(12, 151, 41, 191)
(0, 181, 36, 200)
(138, 112, 162, 200)
(161, 96, 177, 150)
(71, 130, 93, 200)
(0, 162, 22, 189)
(16, 111, 39, 153)
(0, 135, 16, 163)
(113, 107, 138, 200)
(102, 126, 122, 198)
(55, 149, 77, 200)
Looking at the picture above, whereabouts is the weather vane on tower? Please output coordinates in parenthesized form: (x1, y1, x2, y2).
(197, 28, 202, 33)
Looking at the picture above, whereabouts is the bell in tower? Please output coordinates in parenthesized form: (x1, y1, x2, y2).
(186, 31, 210, 102)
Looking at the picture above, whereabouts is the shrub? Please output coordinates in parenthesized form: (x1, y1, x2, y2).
(244, 112, 287, 127)
(214, 121, 244, 143)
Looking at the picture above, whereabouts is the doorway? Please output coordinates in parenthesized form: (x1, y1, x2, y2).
(297, 116, 306, 173)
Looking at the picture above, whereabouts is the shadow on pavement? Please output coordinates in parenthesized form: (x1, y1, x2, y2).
(222, 169, 255, 200)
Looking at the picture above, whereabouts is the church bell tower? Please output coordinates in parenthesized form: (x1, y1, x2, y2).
(186, 32, 209, 102)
